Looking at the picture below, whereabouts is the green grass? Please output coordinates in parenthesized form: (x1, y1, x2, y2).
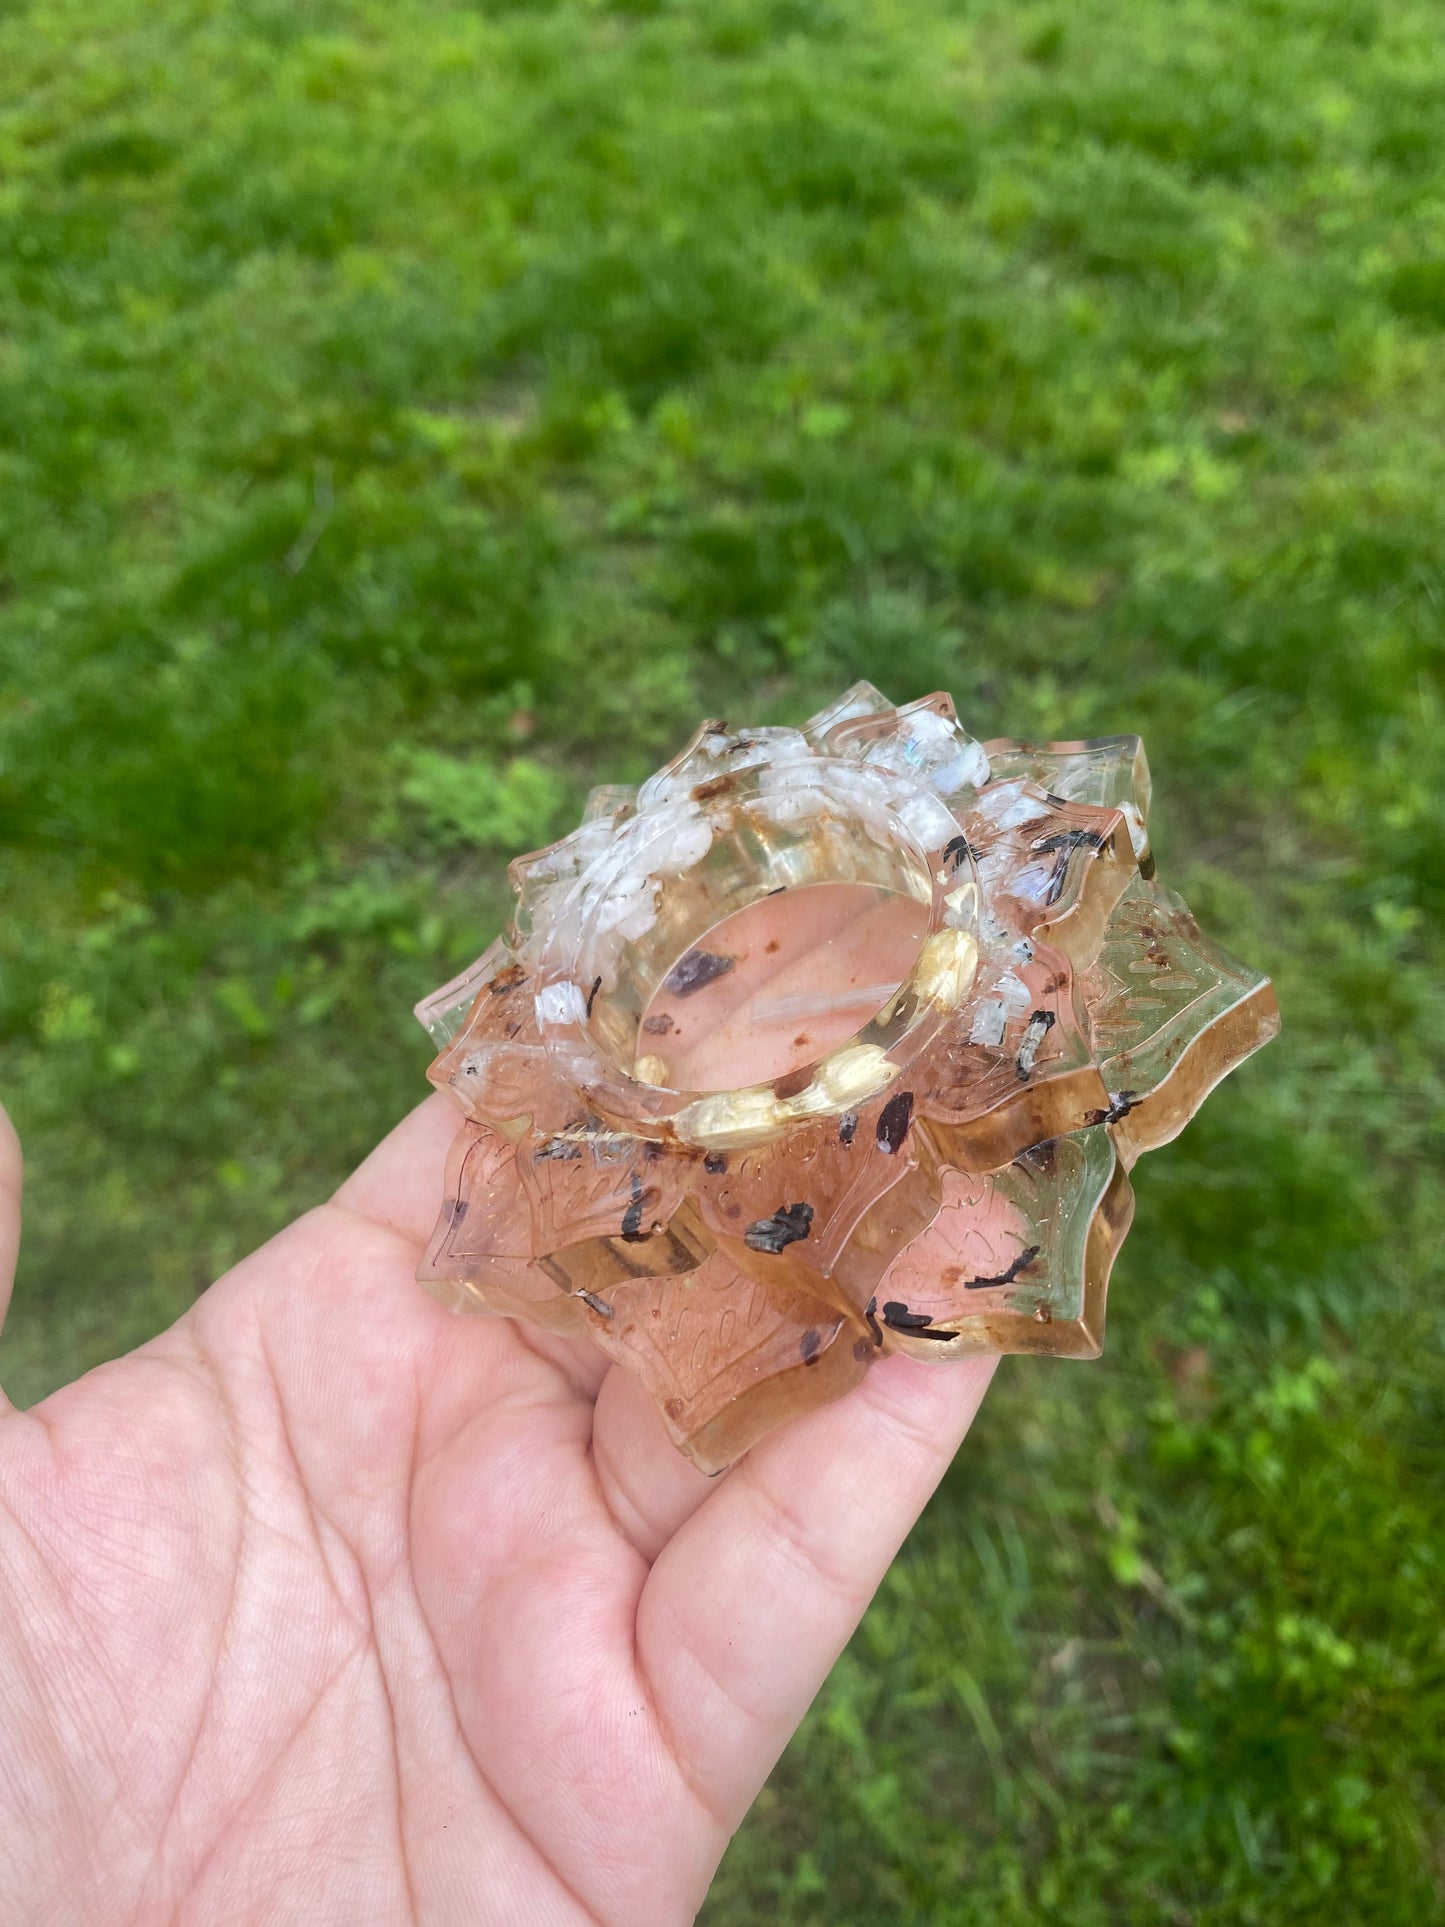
(1, 0, 1442, 1916)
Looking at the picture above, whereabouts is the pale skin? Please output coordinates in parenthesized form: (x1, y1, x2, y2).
(0, 947, 996, 1925)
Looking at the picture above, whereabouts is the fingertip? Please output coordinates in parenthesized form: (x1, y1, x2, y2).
(332, 1090, 459, 1247)
(842, 1345, 998, 1461)
(592, 1364, 721, 1563)
(0, 1095, 23, 1350)
(637, 1346, 999, 1825)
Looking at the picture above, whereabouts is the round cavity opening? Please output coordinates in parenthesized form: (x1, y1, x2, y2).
(576, 784, 938, 1095)
(636, 881, 930, 1093)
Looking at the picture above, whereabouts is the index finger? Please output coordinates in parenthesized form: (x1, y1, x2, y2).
(636, 1348, 996, 1828)
(331, 1090, 461, 1247)
(0, 1099, 22, 1346)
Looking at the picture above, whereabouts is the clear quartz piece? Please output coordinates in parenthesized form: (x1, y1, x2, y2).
(414, 937, 517, 1049)
(820, 690, 991, 796)
(581, 782, 639, 826)
(413, 688, 1279, 1469)
(800, 678, 895, 742)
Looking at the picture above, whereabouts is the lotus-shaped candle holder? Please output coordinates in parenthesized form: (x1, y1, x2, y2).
(415, 683, 1279, 1473)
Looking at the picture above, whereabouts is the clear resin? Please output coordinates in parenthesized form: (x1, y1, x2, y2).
(414, 684, 1280, 1473)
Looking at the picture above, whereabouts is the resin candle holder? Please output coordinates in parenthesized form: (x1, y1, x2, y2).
(414, 683, 1279, 1473)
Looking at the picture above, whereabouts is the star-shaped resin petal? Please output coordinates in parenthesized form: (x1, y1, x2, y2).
(414, 684, 1279, 1473)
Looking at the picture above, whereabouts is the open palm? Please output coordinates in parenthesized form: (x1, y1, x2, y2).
(0, 1093, 992, 1925)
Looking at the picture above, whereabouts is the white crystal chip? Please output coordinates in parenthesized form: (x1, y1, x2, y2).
(535, 980, 588, 1027)
(912, 928, 980, 1009)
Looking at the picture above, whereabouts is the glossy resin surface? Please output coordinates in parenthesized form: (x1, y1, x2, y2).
(415, 683, 1279, 1473)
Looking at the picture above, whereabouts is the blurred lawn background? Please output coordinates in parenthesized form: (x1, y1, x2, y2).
(1, 0, 1442, 1917)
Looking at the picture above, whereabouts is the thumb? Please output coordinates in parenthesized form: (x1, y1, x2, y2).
(0, 1099, 21, 1342)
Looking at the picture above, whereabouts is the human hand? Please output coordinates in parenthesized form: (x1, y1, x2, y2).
(0, 1090, 992, 1925)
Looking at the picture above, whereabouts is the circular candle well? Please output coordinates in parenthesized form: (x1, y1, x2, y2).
(573, 779, 940, 1101)
(636, 881, 931, 1092)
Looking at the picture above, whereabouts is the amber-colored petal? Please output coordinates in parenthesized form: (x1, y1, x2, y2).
(424, 952, 581, 1135)
(516, 1120, 698, 1248)
(683, 1088, 943, 1310)
(514, 1120, 712, 1293)
(916, 936, 1109, 1168)
(871, 1127, 1134, 1360)
(1081, 876, 1281, 1168)
(419, 1120, 587, 1335)
(826, 1147, 945, 1307)
(538, 1214, 715, 1296)
(958, 782, 1137, 967)
(581, 1246, 871, 1473)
